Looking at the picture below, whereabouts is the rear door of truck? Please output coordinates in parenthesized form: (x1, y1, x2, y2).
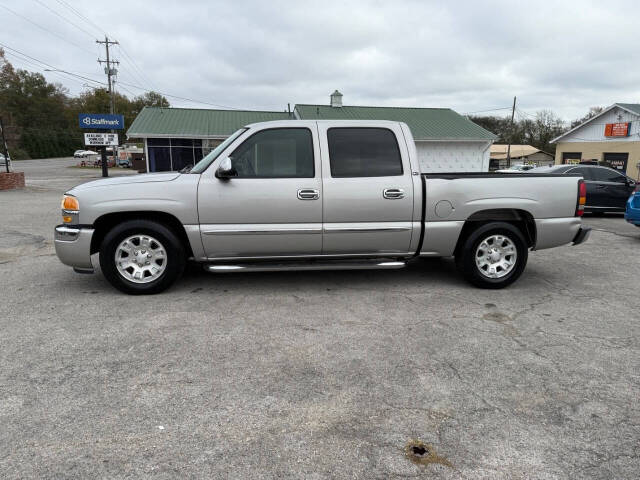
(317, 122, 416, 255)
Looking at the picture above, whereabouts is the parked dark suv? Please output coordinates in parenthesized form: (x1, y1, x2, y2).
(534, 165, 637, 213)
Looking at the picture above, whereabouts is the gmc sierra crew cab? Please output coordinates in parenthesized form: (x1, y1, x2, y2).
(54, 120, 591, 294)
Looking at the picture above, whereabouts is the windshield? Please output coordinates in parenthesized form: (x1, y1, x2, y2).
(190, 128, 247, 174)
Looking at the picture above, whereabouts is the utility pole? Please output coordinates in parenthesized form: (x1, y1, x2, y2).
(97, 36, 119, 116)
(506, 96, 516, 168)
(0, 117, 10, 173)
(97, 36, 119, 177)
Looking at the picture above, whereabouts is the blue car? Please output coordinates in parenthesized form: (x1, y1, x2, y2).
(625, 190, 640, 227)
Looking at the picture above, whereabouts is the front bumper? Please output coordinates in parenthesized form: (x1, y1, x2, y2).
(572, 227, 592, 246)
(54, 225, 94, 271)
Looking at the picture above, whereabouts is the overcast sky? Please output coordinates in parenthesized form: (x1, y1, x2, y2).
(2, 0, 638, 121)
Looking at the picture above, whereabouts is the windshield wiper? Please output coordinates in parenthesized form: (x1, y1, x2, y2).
(180, 165, 193, 173)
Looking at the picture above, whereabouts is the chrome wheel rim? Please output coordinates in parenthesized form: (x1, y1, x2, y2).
(115, 235, 167, 284)
(475, 234, 517, 279)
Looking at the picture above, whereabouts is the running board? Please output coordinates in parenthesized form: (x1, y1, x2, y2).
(204, 259, 407, 273)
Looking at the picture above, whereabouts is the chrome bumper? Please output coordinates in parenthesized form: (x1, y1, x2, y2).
(54, 225, 94, 271)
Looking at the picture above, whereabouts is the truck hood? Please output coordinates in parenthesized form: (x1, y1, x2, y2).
(70, 172, 181, 192)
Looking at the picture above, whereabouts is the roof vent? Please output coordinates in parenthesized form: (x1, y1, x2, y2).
(330, 90, 343, 108)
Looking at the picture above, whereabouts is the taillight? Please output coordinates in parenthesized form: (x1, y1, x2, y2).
(576, 180, 586, 216)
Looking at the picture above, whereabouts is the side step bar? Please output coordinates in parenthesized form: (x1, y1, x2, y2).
(204, 259, 407, 273)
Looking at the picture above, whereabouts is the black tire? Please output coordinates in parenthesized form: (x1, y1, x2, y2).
(455, 222, 528, 289)
(99, 219, 186, 295)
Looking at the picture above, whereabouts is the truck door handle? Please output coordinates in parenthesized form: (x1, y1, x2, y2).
(297, 188, 319, 200)
(383, 188, 405, 199)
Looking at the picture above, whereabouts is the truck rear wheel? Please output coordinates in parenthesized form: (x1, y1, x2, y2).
(456, 222, 528, 289)
(99, 220, 186, 295)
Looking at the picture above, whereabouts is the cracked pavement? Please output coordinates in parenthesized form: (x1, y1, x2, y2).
(1, 158, 639, 479)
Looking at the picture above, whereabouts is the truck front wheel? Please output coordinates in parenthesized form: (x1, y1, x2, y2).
(456, 222, 528, 289)
(99, 220, 186, 295)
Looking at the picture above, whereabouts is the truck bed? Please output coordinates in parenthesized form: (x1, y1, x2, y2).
(418, 172, 583, 256)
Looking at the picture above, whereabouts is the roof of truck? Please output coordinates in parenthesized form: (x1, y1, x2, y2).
(294, 104, 497, 141)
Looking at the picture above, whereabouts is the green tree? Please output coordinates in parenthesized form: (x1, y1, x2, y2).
(471, 110, 566, 153)
(0, 49, 169, 158)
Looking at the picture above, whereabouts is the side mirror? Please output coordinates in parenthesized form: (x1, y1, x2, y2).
(215, 157, 237, 179)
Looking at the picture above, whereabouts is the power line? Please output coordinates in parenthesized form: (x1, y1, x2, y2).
(0, 2, 95, 56)
(115, 80, 244, 110)
(463, 107, 512, 115)
(516, 108, 538, 118)
(40, 0, 154, 94)
(32, 0, 95, 39)
(4, 51, 86, 87)
(45, 0, 158, 96)
(117, 44, 158, 92)
(115, 53, 155, 95)
(52, 0, 106, 36)
(116, 83, 140, 99)
(0, 42, 248, 110)
(0, 42, 106, 86)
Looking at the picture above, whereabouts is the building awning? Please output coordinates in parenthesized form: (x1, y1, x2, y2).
(490, 144, 552, 160)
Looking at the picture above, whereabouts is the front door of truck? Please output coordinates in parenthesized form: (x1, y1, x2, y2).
(197, 126, 322, 258)
(318, 124, 414, 255)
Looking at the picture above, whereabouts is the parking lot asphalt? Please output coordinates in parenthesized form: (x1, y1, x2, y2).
(1, 158, 639, 479)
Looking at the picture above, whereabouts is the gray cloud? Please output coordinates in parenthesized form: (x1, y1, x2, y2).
(3, 0, 639, 120)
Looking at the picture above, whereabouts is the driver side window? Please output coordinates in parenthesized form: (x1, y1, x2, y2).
(229, 128, 314, 178)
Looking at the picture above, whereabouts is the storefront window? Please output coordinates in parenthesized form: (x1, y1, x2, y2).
(148, 145, 171, 171)
(146, 138, 207, 172)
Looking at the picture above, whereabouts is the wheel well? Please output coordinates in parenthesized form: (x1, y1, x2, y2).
(90, 211, 194, 258)
(453, 209, 536, 256)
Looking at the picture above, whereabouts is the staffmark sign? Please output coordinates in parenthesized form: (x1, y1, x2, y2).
(84, 133, 119, 146)
(79, 113, 125, 130)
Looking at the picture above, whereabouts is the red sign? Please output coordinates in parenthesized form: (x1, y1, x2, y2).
(604, 122, 630, 137)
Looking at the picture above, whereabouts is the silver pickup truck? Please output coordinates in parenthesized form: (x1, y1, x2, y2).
(54, 120, 590, 294)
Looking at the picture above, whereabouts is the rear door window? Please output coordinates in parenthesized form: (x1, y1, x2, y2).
(327, 128, 403, 177)
(592, 167, 626, 183)
(567, 167, 594, 180)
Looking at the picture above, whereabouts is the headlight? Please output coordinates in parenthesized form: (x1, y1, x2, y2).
(61, 194, 79, 211)
(61, 194, 79, 223)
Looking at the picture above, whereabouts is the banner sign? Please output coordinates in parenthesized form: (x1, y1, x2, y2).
(84, 133, 119, 146)
(604, 122, 630, 137)
(79, 113, 125, 130)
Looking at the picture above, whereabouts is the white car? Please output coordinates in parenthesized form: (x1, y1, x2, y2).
(73, 150, 98, 158)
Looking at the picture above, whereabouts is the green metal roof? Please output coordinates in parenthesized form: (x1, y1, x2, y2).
(127, 106, 292, 138)
(616, 103, 640, 115)
(295, 104, 496, 141)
